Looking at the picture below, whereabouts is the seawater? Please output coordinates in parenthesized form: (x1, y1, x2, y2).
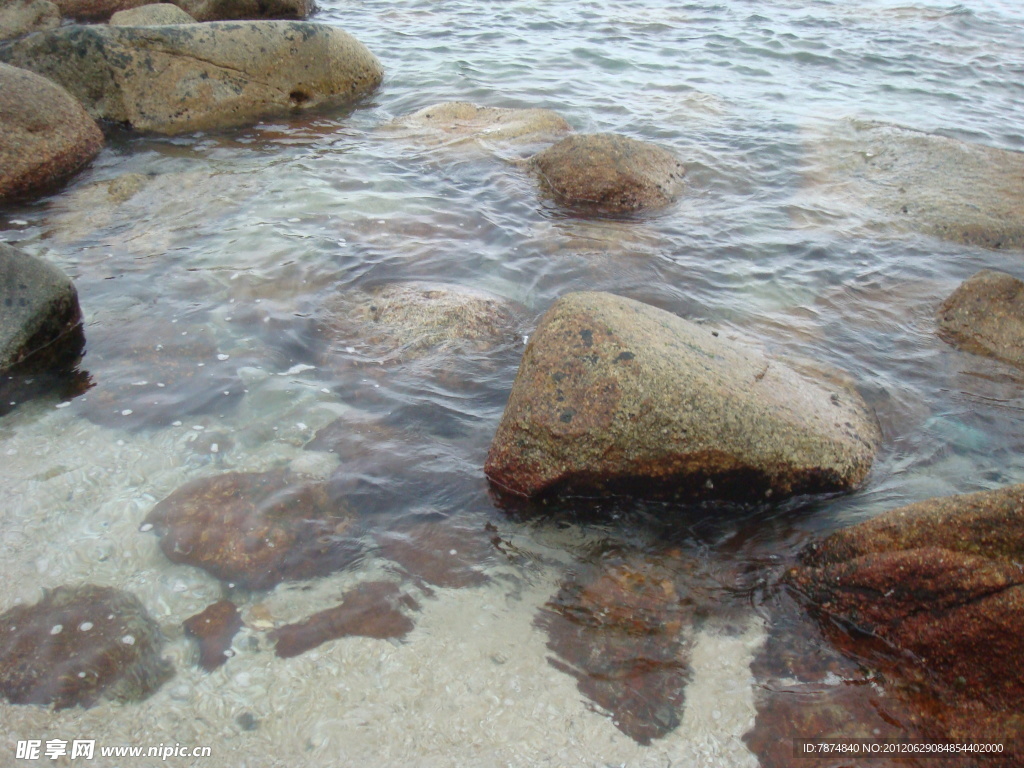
(2, 0, 1024, 765)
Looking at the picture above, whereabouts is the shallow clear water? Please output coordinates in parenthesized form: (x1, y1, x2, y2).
(3, 0, 1024, 765)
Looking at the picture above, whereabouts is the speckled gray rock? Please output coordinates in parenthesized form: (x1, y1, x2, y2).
(529, 133, 685, 214)
(805, 119, 1024, 250)
(0, 22, 383, 135)
(389, 101, 572, 149)
(937, 270, 1024, 370)
(0, 242, 83, 374)
(485, 291, 879, 502)
(172, 0, 314, 21)
(110, 2, 195, 24)
(0, 0, 59, 40)
(0, 585, 172, 709)
(0, 63, 103, 202)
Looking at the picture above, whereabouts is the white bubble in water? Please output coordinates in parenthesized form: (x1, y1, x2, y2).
(121, 635, 136, 645)
(79, 622, 94, 632)
(50, 625, 63, 635)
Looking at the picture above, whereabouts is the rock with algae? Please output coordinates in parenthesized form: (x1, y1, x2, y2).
(937, 269, 1024, 371)
(0, 585, 172, 709)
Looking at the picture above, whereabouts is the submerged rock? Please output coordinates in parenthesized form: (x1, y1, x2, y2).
(173, 0, 315, 22)
(803, 119, 1024, 250)
(376, 517, 497, 589)
(0, 0, 59, 41)
(0, 242, 85, 412)
(387, 101, 571, 151)
(183, 600, 242, 671)
(485, 291, 879, 502)
(788, 484, 1024, 749)
(270, 581, 417, 658)
(110, 3, 195, 24)
(316, 281, 521, 365)
(144, 470, 360, 590)
(0, 585, 172, 709)
(0, 22, 383, 135)
(0, 63, 103, 203)
(529, 133, 685, 214)
(937, 269, 1024, 370)
(537, 549, 694, 745)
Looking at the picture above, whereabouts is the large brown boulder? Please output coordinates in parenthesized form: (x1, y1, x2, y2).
(50, 0, 148, 20)
(529, 133, 685, 214)
(803, 119, 1024, 250)
(173, 0, 314, 22)
(789, 484, 1024, 745)
(485, 291, 879, 502)
(0, 0, 59, 40)
(0, 63, 103, 202)
(0, 585, 172, 709)
(937, 269, 1024, 370)
(109, 2, 195, 24)
(0, 22, 383, 135)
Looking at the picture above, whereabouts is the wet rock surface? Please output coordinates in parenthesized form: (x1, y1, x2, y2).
(0, 62, 103, 203)
(536, 549, 695, 744)
(376, 517, 498, 589)
(109, 3, 195, 24)
(485, 291, 880, 502)
(0, 585, 172, 709)
(144, 470, 360, 590)
(529, 133, 685, 214)
(183, 600, 242, 671)
(803, 119, 1024, 250)
(937, 269, 1024, 370)
(788, 484, 1024, 757)
(270, 581, 417, 658)
(0, 0, 59, 41)
(388, 101, 572, 150)
(173, 0, 315, 22)
(0, 22, 383, 135)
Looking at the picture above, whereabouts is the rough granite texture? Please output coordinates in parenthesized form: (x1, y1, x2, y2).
(0, 22, 383, 134)
(0, 62, 103, 202)
(0, 242, 83, 374)
(110, 3, 196, 24)
(529, 133, 685, 214)
(791, 483, 1024, 713)
(485, 291, 879, 502)
(172, 0, 314, 22)
(937, 269, 1024, 370)
(805, 119, 1024, 250)
(0, 0, 60, 41)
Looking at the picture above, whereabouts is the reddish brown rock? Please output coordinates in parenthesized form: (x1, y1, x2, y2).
(937, 269, 1024, 370)
(0, 63, 103, 203)
(270, 581, 417, 658)
(173, 0, 314, 22)
(536, 550, 694, 744)
(788, 484, 1024, 755)
(0, 0, 60, 41)
(183, 600, 242, 671)
(376, 518, 497, 589)
(144, 470, 359, 590)
(529, 133, 685, 214)
(485, 291, 879, 503)
(0, 585, 172, 709)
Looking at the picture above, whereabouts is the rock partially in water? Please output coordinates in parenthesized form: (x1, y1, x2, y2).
(485, 291, 880, 503)
(0, 22, 383, 135)
(803, 119, 1024, 250)
(270, 580, 417, 658)
(387, 101, 572, 153)
(529, 133, 685, 214)
(937, 269, 1024, 370)
(144, 470, 360, 590)
(316, 281, 521, 366)
(0, 63, 103, 203)
(0, 0, 59, 41)
(71, 312, 248, 430)
(174, 0, 314, 22)
(376, 517, 497, 589)
(0, 585, 172, 709)
(788, 484, 1024, 753)
(536, 549, 695, 745)
(110, 3, 195, 24)
(183, 600, 242, 671)
(0, 242, 85, 412)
